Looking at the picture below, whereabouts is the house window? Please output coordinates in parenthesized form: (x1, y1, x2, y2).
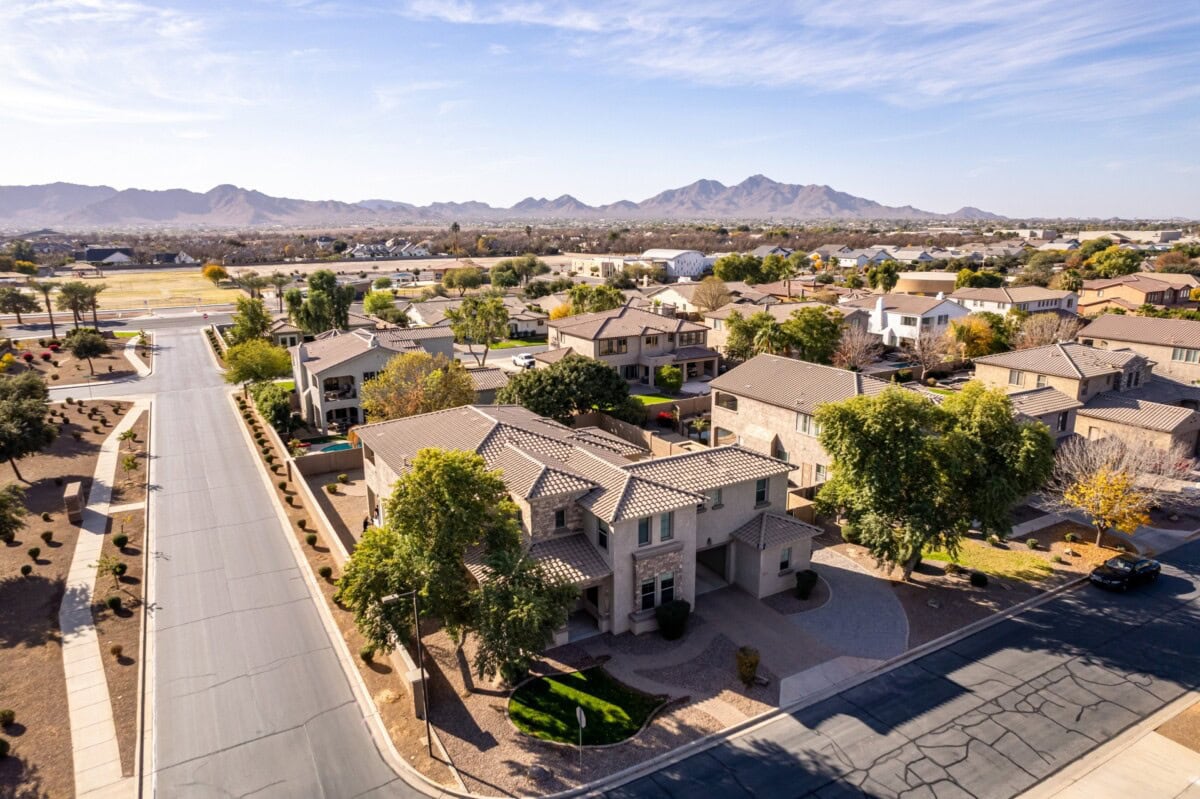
(640, 579, 656, 611)
(815, 464, 828, 483)
(796, 413, 821, 436)
(901, 316, 919, 327)
(780, 547, 792, 572)
(706, 488, 723, 508)
(772, 439, 788, 462)
(1057, 411, 1069, 432)
(554, 508, 567, 529)
(1035, 374, 1047, 388)
(1172, 347, 1199, 363)
(755, 478, 769, 505)
(645, 335, 658, 346)
(362, 371, 377, 383)
(659, 572, 675, 604)
(1008, 369, 1023, 386)
(599, 338, 628, 355)
(715, 393, 738, 411)
(597, 520, 609, 550)
(659, 512, 673, 542)
(713, 319, 724, 330)
(637, 517, 651, 547)
(937, 314, 949, 325)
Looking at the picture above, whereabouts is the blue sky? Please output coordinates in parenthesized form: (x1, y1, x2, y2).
(2, 0, 1199, 218)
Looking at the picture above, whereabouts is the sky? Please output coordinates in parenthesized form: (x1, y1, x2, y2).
(2, 0, 1199, 219)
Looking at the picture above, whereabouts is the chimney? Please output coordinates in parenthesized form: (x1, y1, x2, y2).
(935, 291, 945, 300)
(873, 295, 885, 331)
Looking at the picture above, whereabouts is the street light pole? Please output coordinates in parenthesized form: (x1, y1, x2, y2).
(382, 591, 432, 758)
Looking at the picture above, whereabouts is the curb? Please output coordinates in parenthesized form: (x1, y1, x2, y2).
(134, 402, 154, 798)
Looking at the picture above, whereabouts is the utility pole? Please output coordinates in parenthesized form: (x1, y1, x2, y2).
(382, 591, 432, 757)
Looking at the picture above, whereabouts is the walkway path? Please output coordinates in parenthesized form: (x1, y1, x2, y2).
(60, 399, 149, 799)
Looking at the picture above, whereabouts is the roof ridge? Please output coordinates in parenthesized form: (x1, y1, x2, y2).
(1057, 342, 1084, 378)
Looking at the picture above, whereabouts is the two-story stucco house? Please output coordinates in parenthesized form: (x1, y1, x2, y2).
(401, 295, 549, 338)
(265, 311, 384, 349)
(545, 305, 720, 386)
(636, 249, 713, 279)
(840, 293, 969, 347)
(1079, 273, 1198, 314)
(948, 286, 1078, 316)
(973, 343, 1200, 453)
(700, 302, 868, 355)
(1079, 314, 1200, 385)
(708, 354, 894, 500)
(355, 405, 819, 641)
(291, 327, 456, 432)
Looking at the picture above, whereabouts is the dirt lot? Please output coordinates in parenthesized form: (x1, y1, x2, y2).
(304, 468, 366, 555)
(234, 396, 456, 788)
(1157, 699, 1200, 753)
(7, 334, 136, 385)
(0, 399, 133, 797)
(48, 271, 237, 309)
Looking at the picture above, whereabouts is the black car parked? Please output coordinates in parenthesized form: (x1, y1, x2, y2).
(1089, 553, 1161, 591)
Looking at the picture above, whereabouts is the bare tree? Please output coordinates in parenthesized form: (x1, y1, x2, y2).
(1042, 434, 1194, 547)
(833, 325, 882, 371)
(692, 276, 732, 313)
(1015, 313, 1081, 349)
(910, 328, 953, 380)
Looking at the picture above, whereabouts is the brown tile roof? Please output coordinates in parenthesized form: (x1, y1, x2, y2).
(731, 512, 823, 550)
(1078, 394, 1200, 433)
(295, 327, 453, 373)
(973, 343, 1144, 379)
(548, 304, 706, 340)
(530, 534, 612, 585)
(841, 293, 956, 314)
(703, 302, 866, 327)
(533, 347, 575, 365)
(673, 346, 720, 361)
(949, 286, 1074, 303)
(1082, 274, 1177, 293)
(466, 366, 510, 392)
(1007, 387, 1082, 419)
(1079, 314, 1200, 350)
(709, 353, 891, 413)
(490, 445, 597, 499)
(623, 445, 790, 493)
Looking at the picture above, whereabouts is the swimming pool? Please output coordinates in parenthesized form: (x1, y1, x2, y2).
(318, 442, 354, 452)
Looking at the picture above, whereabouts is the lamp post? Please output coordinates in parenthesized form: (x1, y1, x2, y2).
(381, 591, 432, 757)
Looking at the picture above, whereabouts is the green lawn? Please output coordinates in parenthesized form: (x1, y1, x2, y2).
(925, 539, 1053, 582)
(508, 667, 665, 745)
(491, 338, 547, 349)
(114, 331, 140, 339)
(926, 387, 954, 396)
(276, 379, 295, 392)
(631, 393, 678, 405)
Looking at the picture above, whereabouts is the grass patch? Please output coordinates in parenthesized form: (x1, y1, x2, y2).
(276, 379, 295, 392)
(490, 338, 547, 349)
(926, 539, 1053, 582)
(508, 667, 664, 745)
(926, 387, 954, 395)
(631, 394, 678, 405)
(49, 270, 235, 309)
(114, 331, 140, 339)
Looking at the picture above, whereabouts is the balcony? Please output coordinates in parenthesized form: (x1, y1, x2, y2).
(322, 377, 356, 402)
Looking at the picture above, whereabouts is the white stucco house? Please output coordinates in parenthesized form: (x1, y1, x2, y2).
(638, 249, 713, 279)
(841, 293, 969, 347)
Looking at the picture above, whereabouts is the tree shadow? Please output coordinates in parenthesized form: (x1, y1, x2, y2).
(0, 575, 64, 650)
(0, 752, 51, 799)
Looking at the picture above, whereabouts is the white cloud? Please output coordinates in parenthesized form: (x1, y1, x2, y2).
(372, 80, 458, 111)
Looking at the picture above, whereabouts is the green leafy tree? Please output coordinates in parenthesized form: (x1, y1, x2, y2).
(7, 241, 35, 262)
(489, 263, 521, 289)
(360, 352, 475, 422)
(0, 483, 28, 542)
(759, 253, 794, 283)
(250, 381, 293, 431)
(443, 265, 484, 296)
(1076, 237, 1114, 262)
(473, 549, 577, 683)
(955, 268, 1004, 289)
(0, 372, 56, 481)
(1087, 245, 1144, 279)
(373, 276, 394, 290)
(781, 306, 843, 364)
(286, 269, 355, 334)
(55, 281, 93, 329)
(865, 260, 901, 292)
(233, 270, 269, 299)
(1054, 269, 1084, 292)
(497, 354, 630, 423)
(724, 310, 782, 362)
(712, 253, 762, 283)
(362, 290, 396, 317)
(67, 330, 110, 374)
(566, 284, 625, 314)
(226, 296, 272, 345)
(654, 364, 683, 393)
(0, 288, 40, 324)
(446, 293, 509, 366)
(224, 339, 291, 388)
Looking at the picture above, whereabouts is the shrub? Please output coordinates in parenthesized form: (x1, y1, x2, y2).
(72, 431, 82, 440)
(1051, 555, 1065, 564)
(105, 595, 122, 611)
(113, 562, 128, 577)
(337, 473, 349, 484)
(1026, 538, 1039, 550)
(359, 645, 375, 662)
(278, 480, 288, 491)
(969, 571, 988, 588)
(65, 397, 74, 404)
(40, 530, 52, 543)
(51, 374, 59, 380)
(92, 425, 101, 434)
(113, 533, 129, 549)
(305, 533, 317, 546)
(298, 519, 307, 530)
(0, 709, 13, 726)
(325, 483, 338, 494)
(895, 368, 913, 383)
(318, 565, 333, 580)
(841, 526, 862, 545)
(1, 531, 13, 543)
(735, 646, 760, 687)
(41, 511, 50, 522)
(285, 495, 294, 506)
(27, 547, 40, 561)
(265, 454, 274, 464)
(20, 564, 31, 577)
(655, 599, 691, 640)
(986, 534, 1001, 546)
(109, 643, 123, 658)
(944, 562, 964, 575)
(795, 569, 819, 599)
(1064, 532, 1077, 543)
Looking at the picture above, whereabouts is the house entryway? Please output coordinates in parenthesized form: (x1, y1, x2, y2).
(695, 544, 729, 595)
(566, 610, 601, 643)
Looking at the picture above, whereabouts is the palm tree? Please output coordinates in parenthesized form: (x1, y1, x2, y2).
(752, 322, 789, 356)
(26, 279, 57, 340)
(86, 283, 106, 327)
(450, 221, 461, 259)
(233, 270, 268, 299)
(267, 273, 291, 313)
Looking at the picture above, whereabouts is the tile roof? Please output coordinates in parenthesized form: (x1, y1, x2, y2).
(623, 445, 790, 492)
(406, 295, 545, 326)
(466, 366, 510, 392)
(709, 354, 892, 413)
(673, 346, 720, 361)
(547, 304, 706, 340)
(530, 534, 613, 585)
(1079, 314, 1200, 350)
(1082, 274, 1176, 293)
(294, 327, 454, 373)
(731, 512, 823, 550)
(949, 286, 1074, 304)
(1007, 387, 1082, 419)
(533, 347, 575, 365)
(703, 301, 863, 324)
(974, 343, 1144, 379)
(1078, 394, 1200, 433)
(842, 293, 955, 315)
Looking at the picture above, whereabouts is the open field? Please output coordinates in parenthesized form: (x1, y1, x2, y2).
(49, 271, 238, 309)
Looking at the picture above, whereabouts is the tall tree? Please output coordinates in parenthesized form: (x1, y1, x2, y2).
(362, 290, 396, 317)
(234, 270, 269, 299)
(201, 263, 229, 285)
(84, 283, 106, 327)
(446, 293, 509, 366)
(866, 260, 900, 293)
(223, 339, 292, 388)
(781, 306, 843, 364)
(566, 284, 624, 315)
(1087, 245, 1144, 278)
(724, 310, 781, 362)
(1014, 313, 1081, 349)
(712, 253, 763, 283)
(0, 372, 57, 482)
(55, 281, 92, 329)
(26, 279, 57, 340)
(496, 354, 630, 424)
(833, 324, 882, 371)
(226, 296, 273, 345)
(287, 269, 355, 334)
(449, 221, 462, 257)
(360, 352, 475, 422)
(691, 276, 732, 313)
(0, 287, 40, 325)
(267, 272, 292, 313)
(912, 328, 952, 380)
(443, 264, 484, 296)
(0, 483, 27, 543)
(67, 330, 110, 374)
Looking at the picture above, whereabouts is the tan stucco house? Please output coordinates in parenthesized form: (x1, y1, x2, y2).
(1079, 314, 1200, 385)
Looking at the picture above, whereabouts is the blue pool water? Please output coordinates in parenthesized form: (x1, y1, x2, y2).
(319, 442, 353, 452)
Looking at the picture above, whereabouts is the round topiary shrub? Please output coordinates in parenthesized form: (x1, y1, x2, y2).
(285, 495, 294, 506)
(0, 709, 14, 727)
(1026, 538, 1039, 550)
(337, 473, 349, 484)
(655, 599, 691, 640)
(113, 562, 127, 577)
(41, 512, 51, 522)
(359, 645, 375, 662)
(1051, 555, 1065, 564)
(795, 569, 819, 599)
(40, 530, 52, 543)
(325, 483, 338, 494)
(735, 645, 760, 687)
(305, 533, 317, 546)
(27, 547, 40, 561)
(969, 571, 989, 588)
(110, 643, 123, 658)
(297, 519, 307, 530)
(20, 564, 32, 577)
(265, 454, 274, 464)
(278, 480, 287, 491)
(1064, 532, 1077, 543)
(113, 533, 129, 549)
(318, 565, 333, 580)
(105, 595, 122, 611)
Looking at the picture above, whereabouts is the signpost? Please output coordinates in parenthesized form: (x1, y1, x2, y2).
(576, 706, 586, 773)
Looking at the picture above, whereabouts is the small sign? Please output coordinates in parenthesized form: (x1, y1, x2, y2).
(576, 706, 587, 729)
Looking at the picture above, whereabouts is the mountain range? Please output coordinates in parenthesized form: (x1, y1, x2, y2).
(0, 175, 1002, 229)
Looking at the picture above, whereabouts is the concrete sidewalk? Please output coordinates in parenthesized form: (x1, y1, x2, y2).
(60, 399, 149, 799)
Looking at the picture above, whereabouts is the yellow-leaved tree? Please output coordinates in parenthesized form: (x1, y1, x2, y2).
(1062, 466, 1151, 546)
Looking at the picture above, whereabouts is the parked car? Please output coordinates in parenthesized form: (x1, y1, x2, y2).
(512, 353, 536, 369)
(1089, 554, 1161, 591)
